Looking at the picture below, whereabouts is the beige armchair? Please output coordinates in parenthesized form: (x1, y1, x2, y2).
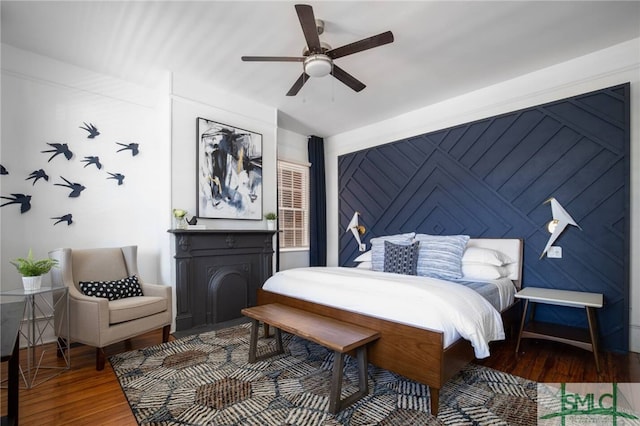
(49, 246, 172, 370)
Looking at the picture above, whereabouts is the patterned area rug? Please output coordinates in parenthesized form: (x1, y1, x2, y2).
(110, 323, 537, 425)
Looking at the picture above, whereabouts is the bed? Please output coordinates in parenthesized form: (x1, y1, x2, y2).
(257, 237, 523, 415)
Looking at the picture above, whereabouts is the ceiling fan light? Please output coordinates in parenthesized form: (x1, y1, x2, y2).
(304, 54, 332, 77)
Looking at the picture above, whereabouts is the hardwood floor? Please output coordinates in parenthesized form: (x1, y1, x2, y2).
(1, 330, 638, 425)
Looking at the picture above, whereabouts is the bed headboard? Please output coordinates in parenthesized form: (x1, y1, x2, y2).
(466, 238, 523, 290)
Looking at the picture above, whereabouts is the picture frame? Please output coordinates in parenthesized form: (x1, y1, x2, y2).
(196, 117, 263, 220)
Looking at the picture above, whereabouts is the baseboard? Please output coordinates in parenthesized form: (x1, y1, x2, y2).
(630, 324, 640, 353)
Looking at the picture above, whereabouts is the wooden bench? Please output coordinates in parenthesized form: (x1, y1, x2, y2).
(241, 303, 380, 414)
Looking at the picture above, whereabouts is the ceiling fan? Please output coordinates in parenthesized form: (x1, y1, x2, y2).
(241, 4, 394, 96)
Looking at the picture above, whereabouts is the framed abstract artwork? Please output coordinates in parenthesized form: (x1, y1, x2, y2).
(196, 117, 263, 220)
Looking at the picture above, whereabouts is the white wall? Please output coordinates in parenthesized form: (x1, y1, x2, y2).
(0, 44, 170, 290)
(276, 127, 310, 270)
(325, 38, 640, 352)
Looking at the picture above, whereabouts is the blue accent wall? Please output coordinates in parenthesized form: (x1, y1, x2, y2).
(338, 83, 630, 352)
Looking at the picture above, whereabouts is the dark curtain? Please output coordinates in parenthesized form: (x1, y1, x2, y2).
(308, 135, 326, 266)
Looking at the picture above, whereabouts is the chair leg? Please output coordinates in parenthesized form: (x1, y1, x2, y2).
(162, 324, 171, 343)
(57, 337, 68, 358)
(96, 347, 106, 371)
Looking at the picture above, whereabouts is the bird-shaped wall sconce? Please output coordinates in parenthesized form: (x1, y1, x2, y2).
(346, 211, 367, 252)
(540, 197, 582, 259)
(79, 122, 100, 139)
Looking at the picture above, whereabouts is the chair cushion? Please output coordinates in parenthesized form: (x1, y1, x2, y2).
(108, 296, 168, 325)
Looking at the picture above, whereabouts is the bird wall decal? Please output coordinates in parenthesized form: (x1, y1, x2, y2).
(0, 193, 32, 213)
(52, 213, 73, 226)
(116, 142, 139, 156)
(79, 122, 100, 138)
(0, 164, 8, 175)
(540, 197, 582, 259)
(81, 156, 102, 169)
(54, 176, 86, 197)
(107, 172, 125, 185)
(26, 169, 49, 185)
(42, 143, 73, 162)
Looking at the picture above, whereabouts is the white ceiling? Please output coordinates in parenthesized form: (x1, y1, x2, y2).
(2, 1, 639, 137)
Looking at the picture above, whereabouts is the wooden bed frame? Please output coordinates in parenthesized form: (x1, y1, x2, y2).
(257, 238, 523, 415)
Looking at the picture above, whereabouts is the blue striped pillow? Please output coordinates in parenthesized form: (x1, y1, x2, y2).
(414, 234, 470, 280)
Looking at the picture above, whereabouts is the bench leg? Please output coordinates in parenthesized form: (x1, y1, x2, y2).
(328, 346, 370, 414)
(248, 319, 283, 363)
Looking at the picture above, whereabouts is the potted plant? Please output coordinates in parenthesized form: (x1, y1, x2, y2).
(11, 249, 58, 291)
(264, 212, 277, 230)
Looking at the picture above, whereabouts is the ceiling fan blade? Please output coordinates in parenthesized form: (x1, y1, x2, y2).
(331, 65, 366, 92)
(327, 31, 394, 60)
(286, 73, 310, 96)
(295, 4, 322, 53)
(241, 56, 304, 62)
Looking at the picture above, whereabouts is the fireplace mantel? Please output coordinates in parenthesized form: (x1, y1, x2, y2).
(168, 229, 277, 332)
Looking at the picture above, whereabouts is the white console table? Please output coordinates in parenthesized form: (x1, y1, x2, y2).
(515, 287, 603, 372)
(0, 286, 70, 388)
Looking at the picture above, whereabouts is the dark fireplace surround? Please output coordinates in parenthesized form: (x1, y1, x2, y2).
(169, 229, 276, 332)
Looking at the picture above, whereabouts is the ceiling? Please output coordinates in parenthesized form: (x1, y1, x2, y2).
(2, 1, 639, 137)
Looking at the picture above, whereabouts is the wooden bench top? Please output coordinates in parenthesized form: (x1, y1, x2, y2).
(242, 303, 380, 353)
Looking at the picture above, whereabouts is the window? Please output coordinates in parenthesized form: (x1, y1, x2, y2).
(278, 160, 309, 249)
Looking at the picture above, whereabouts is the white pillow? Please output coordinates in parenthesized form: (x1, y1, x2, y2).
(462, 247, 512, 266)
(355, 261, 372, 269)
(354, 250, 372, 262)
(462, 263, 510, 280)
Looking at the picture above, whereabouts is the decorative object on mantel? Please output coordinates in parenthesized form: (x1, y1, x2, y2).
(79, 122, 100, 139)
(52, 214, 73, 226)
(116, 142, 139, 156)
(173, 208, 188, 230)
(196, 117, 263, 220)
(0, 193, 32, 213)
(42, 142, 73, 162)
(26, 169, 49, 185)
(0, 164, 8, 175)
(346, 211, 366, 251)
(264, 212, 277, 230)
(54, 176, 86, 198)
(10, 249, 58, 291)
(540, 197, 582, 259)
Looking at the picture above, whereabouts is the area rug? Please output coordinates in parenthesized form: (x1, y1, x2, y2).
(110, 323, 537, 425)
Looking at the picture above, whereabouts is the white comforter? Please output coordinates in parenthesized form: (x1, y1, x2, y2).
(262, 267, 506, 358)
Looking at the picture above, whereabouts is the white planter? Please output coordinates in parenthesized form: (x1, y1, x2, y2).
(266, 220, 276, 230)
(22, 275, 43, 291)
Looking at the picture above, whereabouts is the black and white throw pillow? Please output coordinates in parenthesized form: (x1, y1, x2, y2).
(79, 275, 143, 301)
(383, 240, 419, 275)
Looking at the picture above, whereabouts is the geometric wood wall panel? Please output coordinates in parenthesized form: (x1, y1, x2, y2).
(339, 83, 630, 352)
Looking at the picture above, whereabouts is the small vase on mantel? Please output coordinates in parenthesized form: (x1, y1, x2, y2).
(173, 209, 188, 230)
(175, 216, 188, 230)
(266, 220, 276, 230)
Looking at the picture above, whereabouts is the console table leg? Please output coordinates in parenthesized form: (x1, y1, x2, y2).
(515, 299, 530, 355)
(586, 306, 601, 373)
